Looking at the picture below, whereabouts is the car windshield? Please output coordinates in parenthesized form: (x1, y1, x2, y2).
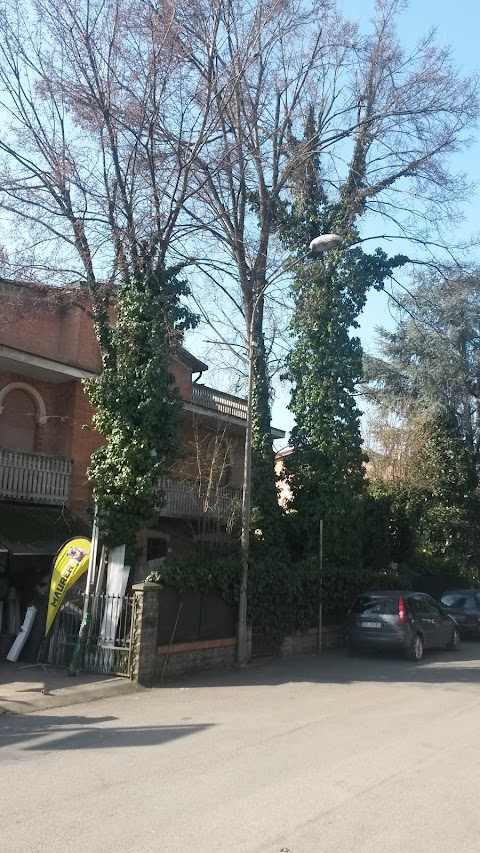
(351, 596, 398, 615)
(441, 592, 480, 609)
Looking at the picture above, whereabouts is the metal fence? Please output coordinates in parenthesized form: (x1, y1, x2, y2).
(46, 592, 135, 677)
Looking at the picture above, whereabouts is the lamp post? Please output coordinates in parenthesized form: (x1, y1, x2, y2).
(236, 232, 342, 666)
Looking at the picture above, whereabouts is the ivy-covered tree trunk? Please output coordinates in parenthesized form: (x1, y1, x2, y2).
(281, 104, 408, 566)
(284, 252, 368, 565)
(250, 308, 285, 555)
(85, 260, 197, 547)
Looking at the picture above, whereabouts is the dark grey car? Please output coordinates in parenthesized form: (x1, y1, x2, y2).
(439, 590, 480, 637)
(345, 591, 460, 662)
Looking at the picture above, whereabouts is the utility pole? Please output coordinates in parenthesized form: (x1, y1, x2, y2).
(318, 518, 324, 655)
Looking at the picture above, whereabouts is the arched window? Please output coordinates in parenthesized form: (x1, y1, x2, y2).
(0, 383, 47, 453)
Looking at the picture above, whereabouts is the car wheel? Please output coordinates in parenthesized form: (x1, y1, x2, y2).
(407, 633, 423, 662)
(447, 627, 461, 651)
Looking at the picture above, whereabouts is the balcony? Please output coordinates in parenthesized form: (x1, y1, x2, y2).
(190, 384, 285, 439)
(191, 385, 247, 420)
(0, 449, 72, 506)
(158, 476, 241, 522)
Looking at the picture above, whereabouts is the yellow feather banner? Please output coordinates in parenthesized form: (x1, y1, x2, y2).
(45, 537, 91, 636)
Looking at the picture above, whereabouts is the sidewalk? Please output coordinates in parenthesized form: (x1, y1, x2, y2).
(0, 661, 139, 715)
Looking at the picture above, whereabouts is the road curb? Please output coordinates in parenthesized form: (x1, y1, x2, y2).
(0, 677, 143, 716)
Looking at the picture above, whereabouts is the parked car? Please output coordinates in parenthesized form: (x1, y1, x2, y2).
(439, 590, 480, 637)
(345, 591, 460, 662)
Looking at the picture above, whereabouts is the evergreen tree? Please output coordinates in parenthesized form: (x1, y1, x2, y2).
(408, 407, 480, 571)
(284, 244, 397, 563)
(250, 332, 285, 557)
(363, 272, 480, 576)
(364, 271, 480, 473)
(280, 107, 406, 564)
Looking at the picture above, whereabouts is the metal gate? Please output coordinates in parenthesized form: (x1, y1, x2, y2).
(46, 591, 135, 677)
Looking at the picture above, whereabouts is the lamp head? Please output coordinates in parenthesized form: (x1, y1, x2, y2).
(309, 233, 342, 253)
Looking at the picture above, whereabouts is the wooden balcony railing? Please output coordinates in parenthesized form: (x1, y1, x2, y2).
(191, 385, 247, 420)
(0, 448, 72, 506)
(158, 476, 241, 521)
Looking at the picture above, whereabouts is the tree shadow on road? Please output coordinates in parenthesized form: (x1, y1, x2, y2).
(0, 712, 215, 752)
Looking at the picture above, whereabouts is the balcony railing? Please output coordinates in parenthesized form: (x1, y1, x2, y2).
(158, 476, 241, 522)
(191, 385, 247, 420)
(0, 449, 72, 506)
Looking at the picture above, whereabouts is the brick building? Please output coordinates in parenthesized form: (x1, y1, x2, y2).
(0, 278, 284, 601)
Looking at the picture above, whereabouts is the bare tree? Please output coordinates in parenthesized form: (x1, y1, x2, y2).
(177, 0, 346, 553)
(0, 0, 220, 542)
(177, 0, 479, 501)
(0, 0, 222, 318)
(186, 418, 241, 554)
(363, 408, 412, 483)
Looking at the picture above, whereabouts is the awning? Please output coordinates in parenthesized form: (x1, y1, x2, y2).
(0, 503, 91, 556)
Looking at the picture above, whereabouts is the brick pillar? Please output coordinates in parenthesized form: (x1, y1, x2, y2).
(130, 582, 161, 686)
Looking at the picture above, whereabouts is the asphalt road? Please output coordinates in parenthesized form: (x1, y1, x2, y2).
(2, 644, 480, 853)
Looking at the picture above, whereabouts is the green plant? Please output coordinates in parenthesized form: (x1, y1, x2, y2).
(145, 554, 412, 639)
(85, 262, 197, 547)
(145, 555, 240, 604)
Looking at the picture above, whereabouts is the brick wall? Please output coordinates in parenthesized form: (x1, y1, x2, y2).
(280, 626, 344, 656)
(172, 357, 193, 402)
(69, 381, 101, 513)
(134, 518, 199, 582)
(156, 637, 237, 679)
(0, 369, 75, 458)
(131, 582, 243, 684)
(172, 418, 245, 489)
(0, 367, 100, 514)
(130, 584, 345, 684)
(0, 279, 246, 521)
(0, 280, 101, 372)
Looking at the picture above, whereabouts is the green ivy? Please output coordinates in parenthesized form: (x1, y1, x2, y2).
(276, 105, 407, 568)
(250, 329, 286, 557)
(145, 555, 240, 602)
(85, 259, 197, 547)
(145, 554, 412, 637)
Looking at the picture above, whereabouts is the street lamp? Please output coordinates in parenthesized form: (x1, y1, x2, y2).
(309, 233, 342, 253)
(236, 233, 342, 665)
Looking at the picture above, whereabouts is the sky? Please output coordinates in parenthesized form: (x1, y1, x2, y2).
(265, 0, 480, 442)
(1, 0, 479, 445)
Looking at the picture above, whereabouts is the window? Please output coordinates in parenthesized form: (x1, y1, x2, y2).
(0, 388, 37, 451)
(423, 595, 442, 615)
(146, 537, 168, 562)
(351, 596, 397, 615)
(441, 593, 460, 607)
(441, 592, 476, 609)
(408, 596, 420, 616)
(413, 595, 441, 616)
